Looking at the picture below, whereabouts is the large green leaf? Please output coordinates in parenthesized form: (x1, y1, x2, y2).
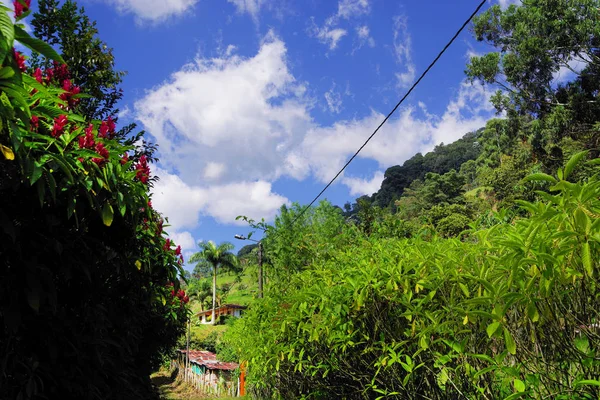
(0, 8, 14, 51)
(504, 327, 516, 355)
(102, 202, 114, 227)
(14, 25, 64, 64)
(563, 150, 589, 180)
(522, 173, 556, 184)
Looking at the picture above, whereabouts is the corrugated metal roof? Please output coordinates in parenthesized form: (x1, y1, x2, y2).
(178, 349, 239, 371)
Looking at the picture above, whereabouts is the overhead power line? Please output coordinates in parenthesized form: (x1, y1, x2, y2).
(292, 0, 487, 225)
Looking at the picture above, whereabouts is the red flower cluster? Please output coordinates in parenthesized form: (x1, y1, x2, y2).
(135, 155, 150, 184)
(33, 68, 43, 84)
(163, 238, 171, 251)
(176, 289, 189, 304)
(120, 152, 129, 165)
(92, 143, 109, 166)
(165, 283, 189, 305)
(52, 61, 70, 83)
(52, 115, 68, 137)
(79, 124, 95, 149)
(13, 0, 30, 18)
(99, 116, 116, 138)
(30, 115, 39, 131)
(13, 49, 26, 72)
(59, 79, 81, 110)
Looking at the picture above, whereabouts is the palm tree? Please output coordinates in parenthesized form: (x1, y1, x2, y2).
(189, 241, 238, 325)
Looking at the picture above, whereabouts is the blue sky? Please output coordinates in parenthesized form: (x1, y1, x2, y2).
(26, 0, 521, 265)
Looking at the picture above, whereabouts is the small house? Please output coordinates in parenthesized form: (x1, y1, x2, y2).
(197, 304, 247, 324)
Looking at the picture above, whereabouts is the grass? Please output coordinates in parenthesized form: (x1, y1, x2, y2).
(186, 266, 259, 346)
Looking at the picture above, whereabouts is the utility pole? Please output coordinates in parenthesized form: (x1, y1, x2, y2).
(234, 234, 264, 299)
(258, 241, 263, 298)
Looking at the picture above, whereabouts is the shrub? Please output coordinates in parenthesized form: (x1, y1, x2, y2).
(0, 10, 187, 400)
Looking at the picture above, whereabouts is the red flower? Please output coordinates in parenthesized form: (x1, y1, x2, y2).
(175, 245, 181, 256)
(134, 155, 151, 184)
(59, 79, 81, 109)
(177, 289, 185, 299)
(13, 49, 26, 72)
(99, 116, 117, 138)
(78, 124, 95, 149)
(147, 200, 153, 209)
(163, 238, 171, 251)
(33, 68, 43, 84)
(120, 152, 129, 165)
(183, 296, 189, 304)
(53, 62, 70, 82)
(45, 68, 54, 84)
(95, 142, 109, 159)
(13, 0, 30, 18)
(51, 115, 68, 137)
(30, 115, 39, 131)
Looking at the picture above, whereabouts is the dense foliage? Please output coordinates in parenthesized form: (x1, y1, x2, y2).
(0, 7, 187, 400)
(221, 1, 600, 398)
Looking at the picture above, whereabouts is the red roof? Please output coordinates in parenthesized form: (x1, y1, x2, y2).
(178, 349, 239, 371)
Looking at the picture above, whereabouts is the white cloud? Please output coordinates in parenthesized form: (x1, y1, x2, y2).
(104, 0, 198, 23)
(393, 16, 416, 88)
(203, 162, 226, 181)
(135, 32, 311, 186)
(290, 81, 494, 183)
(228, 0, 269, 23)
(497, 0, 520, 8)
(169, 231, 197, 252)
(324, 83, 343, 113)
(308, 18, 347, 50)
(308, 0, 371, 51)
(137, 32, 493, 231)
(152, 168, 290, 227)
(342, 171, 385, 196)
(337, 0, 370, 19)
(355, 25, 375, 49)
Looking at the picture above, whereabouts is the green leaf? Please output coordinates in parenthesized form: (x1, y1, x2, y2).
(582, 242, 592, 277)
(504, 327, 516, 355)
(563, 150, 588, 180)
(574, 380, 600, 388)
(522, 173, 556, 184)
(0, 9, 15, 50)
(14, 25, 64, 63)
(102, 202, 114, 227)
(30, 161, 43, 185)
(458, 282, 470, 297)
(487, 321, 501, 338)
(513, 379, 525, 393)
(0, 66, 14, 80)
(526, 303, 539, 322)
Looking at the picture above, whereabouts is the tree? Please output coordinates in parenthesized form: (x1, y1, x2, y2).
(0, 13, 187, 398)
(31, 0, 126, 121)
(466, 0, 600, 164)
(190, 242, 238, 324)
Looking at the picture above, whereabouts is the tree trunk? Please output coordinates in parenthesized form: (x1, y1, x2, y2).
(212, 264, 217, 325)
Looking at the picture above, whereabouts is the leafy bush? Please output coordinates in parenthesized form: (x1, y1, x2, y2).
(0, 9, 187, 400)
(225, 153, 600, 399)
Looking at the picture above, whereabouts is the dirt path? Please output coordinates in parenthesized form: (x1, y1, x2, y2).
(151, 370, 208, 400)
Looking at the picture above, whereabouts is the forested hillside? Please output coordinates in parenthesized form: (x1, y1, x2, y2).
(220, 1, 600, 399)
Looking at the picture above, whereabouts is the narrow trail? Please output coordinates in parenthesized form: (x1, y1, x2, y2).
(151, 370, 207, 400)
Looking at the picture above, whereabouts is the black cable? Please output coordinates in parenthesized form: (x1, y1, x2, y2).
(291, 0, 487, 225)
